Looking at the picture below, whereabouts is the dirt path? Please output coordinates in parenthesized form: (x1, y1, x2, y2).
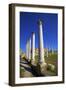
(20, 60, 34, 77)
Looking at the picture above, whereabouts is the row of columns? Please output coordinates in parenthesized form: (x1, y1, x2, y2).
(26, 20, 45, 65)
(26, 32, 35, 63)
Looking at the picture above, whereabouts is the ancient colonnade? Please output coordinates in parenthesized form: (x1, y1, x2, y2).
(26, 20, 48, 66)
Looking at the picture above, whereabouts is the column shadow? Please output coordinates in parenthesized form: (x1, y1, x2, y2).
(31, 64, 45, 77)
(20, 58, 45, 77)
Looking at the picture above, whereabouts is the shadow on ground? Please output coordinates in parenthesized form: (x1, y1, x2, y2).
(20, 58, 45, 77)
(31, 64, 45, 77)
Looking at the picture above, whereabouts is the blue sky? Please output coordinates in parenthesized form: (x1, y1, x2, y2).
(20, 12, 58, 53)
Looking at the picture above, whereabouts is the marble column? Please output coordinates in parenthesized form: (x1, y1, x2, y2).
(31, 32, 35, 65)
(52, 49, 54, 54)
(38, 20, 45, 64)
(47, 48, 48, 57)
(28, 38, 31, 61)
(26, 40, 29, 59)
(38, 20, 47, 75)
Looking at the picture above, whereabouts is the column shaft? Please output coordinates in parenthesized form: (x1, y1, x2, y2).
(32, 32, 35, 63)
(38, 20, 45, 63)
(26, 41, 29, 59)
(28, 38, 31, 61)
(47, 49, 48, 57)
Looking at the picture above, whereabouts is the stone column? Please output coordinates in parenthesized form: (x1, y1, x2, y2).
(52, 49, 54, 54)
(31, 32, 35, 65)
(26, 40, 29, 59)
(38, 20, 45, 63)
(28, 38, 31, 61)
(38, 20, 47, 74)
(47, 48, 48, 57)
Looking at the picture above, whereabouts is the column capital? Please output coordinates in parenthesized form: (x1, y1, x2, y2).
(38, 19, 43, 25)
(32, 32, 35, 34)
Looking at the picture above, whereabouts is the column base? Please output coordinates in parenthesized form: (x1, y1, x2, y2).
(39, 62, 47, 75)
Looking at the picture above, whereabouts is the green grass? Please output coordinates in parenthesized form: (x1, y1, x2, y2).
(45, 53, 58, 75)
(20, 67, 25, 77)
(45, 53, 57, 65)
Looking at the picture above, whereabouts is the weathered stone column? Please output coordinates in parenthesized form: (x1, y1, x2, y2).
(26, 40, 29, 59)
(28, 38, 31, 61)
(46, 48, 48, 57)
(38, 20, 45, 63)
(52, 49, 54, 54)
(38, 20, 47, 74)
(31, 32, 35, 65)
